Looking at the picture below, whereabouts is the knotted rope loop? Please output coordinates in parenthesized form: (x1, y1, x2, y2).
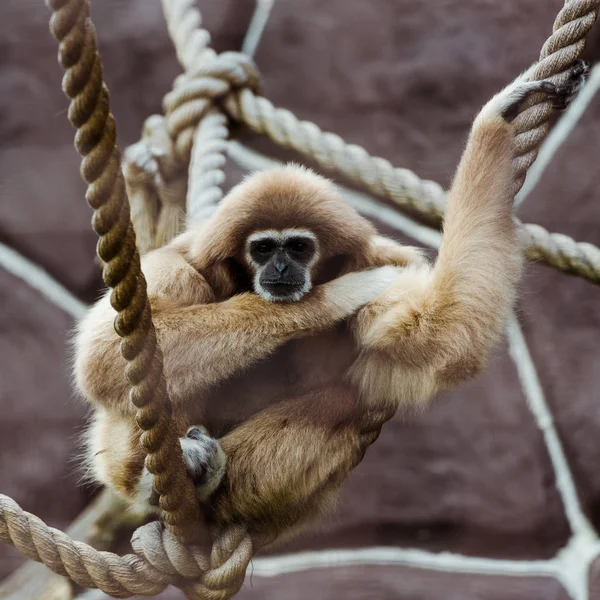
(129, 521, 255, 599)
(164, 51, 261, 161)
(0, 494, 258, 599)
(123, 49, 261, 253)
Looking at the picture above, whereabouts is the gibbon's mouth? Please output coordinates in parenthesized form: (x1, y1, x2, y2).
(262, 281, 304, 293)
(260, 280, 308, 301)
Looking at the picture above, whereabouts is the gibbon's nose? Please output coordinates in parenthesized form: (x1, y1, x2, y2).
(274, 256, 288, 274)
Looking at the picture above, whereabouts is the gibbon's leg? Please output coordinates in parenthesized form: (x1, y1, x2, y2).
(211, 385, 369, 534)
(349, 62, 589, 409)
(85, 409, 146, 502)
(88, 414, 226, 507)
(75, 265, 404, 414)
(88, 387, 366, 516)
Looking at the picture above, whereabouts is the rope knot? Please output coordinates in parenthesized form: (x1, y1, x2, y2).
(122, 50, 262, 253)
(163, 50, 261, 161)
(131, 520, 254, 599)
(131, 520, 208, 580)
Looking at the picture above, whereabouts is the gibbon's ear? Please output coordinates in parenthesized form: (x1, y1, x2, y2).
(186, 216, 253, 299)
(315, 240, 382, 282)
(333, 251, 374, 277)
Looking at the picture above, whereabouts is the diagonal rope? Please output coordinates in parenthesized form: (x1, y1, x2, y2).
(0, 3, 261, 597)
(511, 0, 600, 194)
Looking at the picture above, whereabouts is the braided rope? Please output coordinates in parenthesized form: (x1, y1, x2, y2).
(0, 3, 257, 596)
(225, 89, 448, 218)
(186, 109, 229, 223)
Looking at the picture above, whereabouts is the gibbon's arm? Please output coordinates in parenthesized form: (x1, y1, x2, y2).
(349, 65, 587, 409)
(141, 231, 217, 307)
(74, 265, 403, 414)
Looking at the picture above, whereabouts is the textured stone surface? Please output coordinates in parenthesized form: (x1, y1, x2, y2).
(2, 0, 600, 598)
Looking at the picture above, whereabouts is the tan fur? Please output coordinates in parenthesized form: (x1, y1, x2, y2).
(74, 77, 537, 537)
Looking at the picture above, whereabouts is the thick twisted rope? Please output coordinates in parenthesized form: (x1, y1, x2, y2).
(186, 109, 230, 222)
(46, 0, 203, 540)
(512, 0, 600, 193)
(0, 495, 254, 598)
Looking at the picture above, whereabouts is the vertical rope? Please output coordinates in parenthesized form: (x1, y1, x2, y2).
(186, 109, 229, 223)
(47, 0, 204, 541)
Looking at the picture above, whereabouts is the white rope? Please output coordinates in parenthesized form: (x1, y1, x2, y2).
(506, 315, 596, 543)
(186, 110, 229, 224)
(250, 546, 559, 579)
(0, 241, 86, 319)
(242, 0, 276, 57)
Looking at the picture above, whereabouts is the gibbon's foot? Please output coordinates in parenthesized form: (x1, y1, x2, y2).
(500, 59, 590, 122)
(181, 426, 227, 502)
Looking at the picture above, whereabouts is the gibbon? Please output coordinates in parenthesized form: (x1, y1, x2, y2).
(74, 61, 587, 537)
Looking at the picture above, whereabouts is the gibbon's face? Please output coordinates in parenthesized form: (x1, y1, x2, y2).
(245, 228, 319, 302)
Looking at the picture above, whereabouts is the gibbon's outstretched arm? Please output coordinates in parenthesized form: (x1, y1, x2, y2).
(350, 62, 589, 412)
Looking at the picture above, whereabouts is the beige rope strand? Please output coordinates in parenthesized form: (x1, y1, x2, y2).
(186, 109, 229, 223)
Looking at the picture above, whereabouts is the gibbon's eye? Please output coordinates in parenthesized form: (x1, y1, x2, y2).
(254, 240, 275, 254)
(289, 241, 307, 254)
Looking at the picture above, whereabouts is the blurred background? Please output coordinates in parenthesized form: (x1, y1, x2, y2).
(1, 0, 600, 598)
